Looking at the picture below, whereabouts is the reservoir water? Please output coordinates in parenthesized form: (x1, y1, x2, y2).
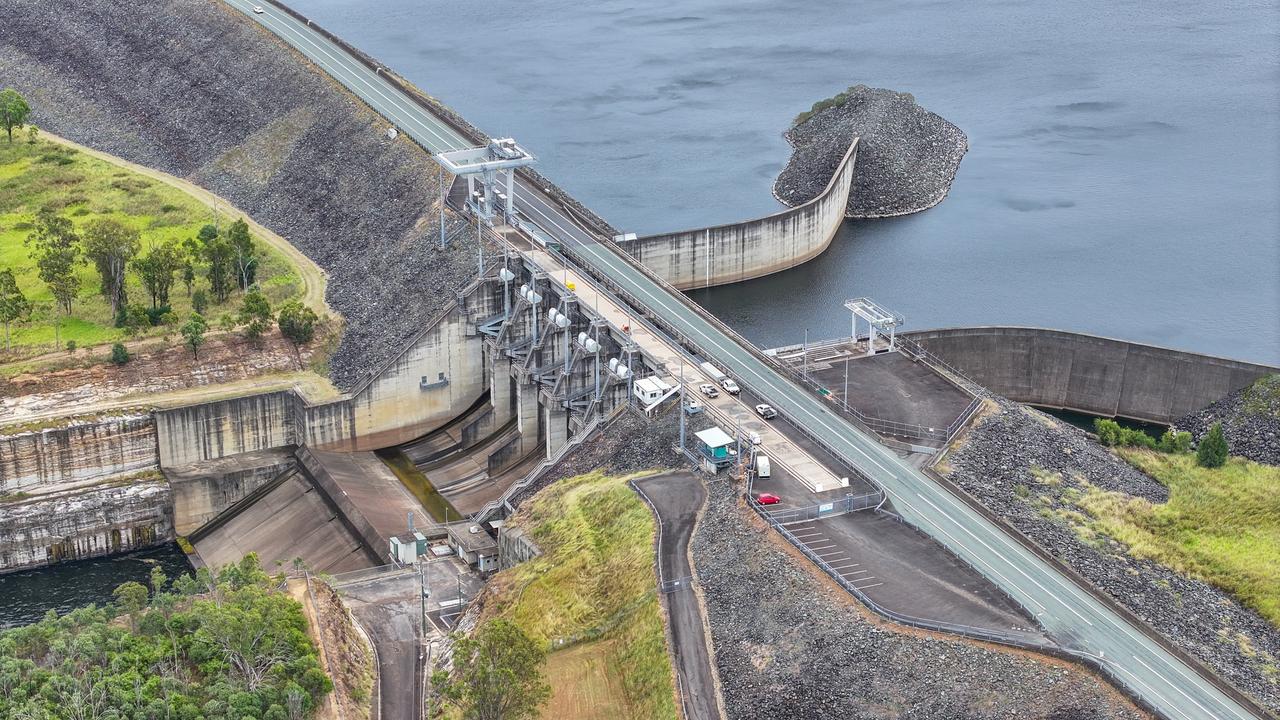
(289, 0, 1279, 363)
(0, 544, 192, 628)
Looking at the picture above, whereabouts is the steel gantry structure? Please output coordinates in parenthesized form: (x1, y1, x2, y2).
(224, 3, 1267, 718)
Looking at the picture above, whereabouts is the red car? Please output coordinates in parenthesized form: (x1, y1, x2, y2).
(756, 493, 782, 505)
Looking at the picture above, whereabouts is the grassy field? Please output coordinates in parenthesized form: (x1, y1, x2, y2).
(0, 137, 302, 353)
(484, 471, 678, 720)
(1082, 449, 1280, 627)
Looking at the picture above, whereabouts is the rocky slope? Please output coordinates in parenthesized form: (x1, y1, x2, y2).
(946, 400, 1280, 712)
(1176, 374, 1280, 466)
(691, 481, 1141, 719)
(0, 0, 491, 391)
(774, 85, 968, 217)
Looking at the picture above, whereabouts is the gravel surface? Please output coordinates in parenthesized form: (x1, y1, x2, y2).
(947, 400, 1280, 712)
(510, 404, 709, 508)
(1176, 374, 1280, 466)
(0, 0, 493, 391)
(691, 481, 1141, 720)
(774, 85, 968, 218)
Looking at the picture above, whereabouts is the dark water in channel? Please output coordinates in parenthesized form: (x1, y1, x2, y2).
(289, 0, 1280, 363)
(0, 544, 192, 628)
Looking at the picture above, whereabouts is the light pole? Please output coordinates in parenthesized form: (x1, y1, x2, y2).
(439, 166, 446, 249)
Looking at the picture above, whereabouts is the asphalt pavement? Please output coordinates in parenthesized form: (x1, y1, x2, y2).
(633, 472, 723, 720)
(223, 4, 1265, 717)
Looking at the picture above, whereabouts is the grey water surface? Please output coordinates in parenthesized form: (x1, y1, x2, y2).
(291, 0, 1279, 362)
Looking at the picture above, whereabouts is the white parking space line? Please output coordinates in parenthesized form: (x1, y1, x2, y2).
(854, 582, 884, 590)
(808, 543, 838, 551)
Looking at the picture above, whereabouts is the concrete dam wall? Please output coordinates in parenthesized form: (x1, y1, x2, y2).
(905, 326, 1279, 424)
(618, 140, 859, 289)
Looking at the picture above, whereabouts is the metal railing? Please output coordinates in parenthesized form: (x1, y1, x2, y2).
(895, 335, 989, 399)
(761, 491, 882, 524)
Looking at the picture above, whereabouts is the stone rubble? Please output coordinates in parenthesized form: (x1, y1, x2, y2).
(1175, 375, 1280, 466)
(946, 399, 1280, 712)
(774, 85, 968, 218)
(691, 481, 1142, 719)
(0, 0, 494, 391)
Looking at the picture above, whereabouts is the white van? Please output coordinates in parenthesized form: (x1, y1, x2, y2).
(756, 455, 772, 478)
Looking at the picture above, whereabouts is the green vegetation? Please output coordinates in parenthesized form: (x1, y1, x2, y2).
(482, 471, 677, 720)
(1076, 449, 1280, 627)
(1241, 374, 1280, 417)
(110, 341, 130, 365)
(1196, 422, 1229, 468)
(0, 136, 303, 356)
(1, 88, 31, 143)
(1093, 418, 1192, 453)
(792, 83, 896, 126)
(181, 312, 209, 359)
(434, 619, 550, 720)
(0, 554, 333, 720)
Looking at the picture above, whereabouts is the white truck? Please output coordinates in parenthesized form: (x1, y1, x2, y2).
(700, 361, 740, 394)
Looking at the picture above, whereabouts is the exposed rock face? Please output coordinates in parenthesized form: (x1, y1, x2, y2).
(0, 415, 159, 494)
(0, 0, 490, 391)
(774, 85, 968, 218)
(1176, 374, 1280, 466)
(0, 479, 173, 573)
(946, 400, 1280, 712)
(691, 481, 1140, 720)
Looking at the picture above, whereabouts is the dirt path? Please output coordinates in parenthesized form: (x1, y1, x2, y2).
(39, 130, 334, 318)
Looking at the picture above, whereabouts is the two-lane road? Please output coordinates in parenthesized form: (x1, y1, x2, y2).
(225, 3, 1264, 718)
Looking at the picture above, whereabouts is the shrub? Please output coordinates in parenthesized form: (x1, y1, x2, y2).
(109, 342, 129, 365)
(65, 340, 76, 354)
(1158, 429, 1193, 454)
(192, 289, 209, 315)
(1196, 423, 1228, 468)
(144, 304, 172, 326)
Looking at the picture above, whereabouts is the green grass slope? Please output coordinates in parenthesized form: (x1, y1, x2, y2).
(0, 137, 301, 352)
(1088, 450, 1280, 627)
(484, 471, 678, 720)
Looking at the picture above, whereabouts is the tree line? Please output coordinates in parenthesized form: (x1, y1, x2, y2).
(0, 554, 332, 720)
(1, 209, 318, 362)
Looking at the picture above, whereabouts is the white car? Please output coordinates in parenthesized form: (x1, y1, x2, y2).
(755, 403, 777, 419)
(253, 5, 265, 13)
(698, 383, 719, 398)
(747, 431, 762, 446)
(721, 378, 740, 395)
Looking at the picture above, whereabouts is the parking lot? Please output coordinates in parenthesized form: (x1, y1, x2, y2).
(784, 519, 883, 592)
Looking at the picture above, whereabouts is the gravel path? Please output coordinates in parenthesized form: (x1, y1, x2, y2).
(1176, 375, 1280, 466)
(774, 85, 968, 218)
(690, 481, 1141, 720)
(946, 400, 1280, 712)
(0, 0, 492, 391)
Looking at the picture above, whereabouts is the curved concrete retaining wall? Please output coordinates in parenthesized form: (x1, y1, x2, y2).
(618, 140, 859, 289)
(904, 326, 1279, 424)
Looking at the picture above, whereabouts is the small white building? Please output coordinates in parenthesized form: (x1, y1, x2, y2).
(389, 531, 427, 565)
(446, 523, 500, 573)
(633, 376, 673, 405)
